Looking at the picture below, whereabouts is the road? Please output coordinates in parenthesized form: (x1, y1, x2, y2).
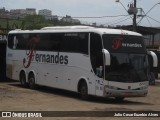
(0, 80, 160, 120)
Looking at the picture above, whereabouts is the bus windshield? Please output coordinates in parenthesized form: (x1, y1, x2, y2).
(105, 53, 148, 82)
(102, 34, 148, 82)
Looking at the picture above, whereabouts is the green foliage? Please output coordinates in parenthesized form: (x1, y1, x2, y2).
(0, 15, 81, 30)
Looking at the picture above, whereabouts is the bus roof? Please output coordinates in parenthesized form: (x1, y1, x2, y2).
(8, 26, 142, 36)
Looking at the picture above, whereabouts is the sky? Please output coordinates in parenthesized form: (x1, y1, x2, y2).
(1, 0, 160, 27)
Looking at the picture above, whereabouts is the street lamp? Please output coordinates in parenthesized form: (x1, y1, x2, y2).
(115, 0, 128, 13)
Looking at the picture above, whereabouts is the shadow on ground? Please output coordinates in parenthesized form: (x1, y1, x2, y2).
(7, 82, 153, 106)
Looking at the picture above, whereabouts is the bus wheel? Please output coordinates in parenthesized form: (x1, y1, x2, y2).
(115, 97, 124, 102)
(20, 71, 27, 87)
(79, 82, 89, 100)
(28, 73, 36, 89)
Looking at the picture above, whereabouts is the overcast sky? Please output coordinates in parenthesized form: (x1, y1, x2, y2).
(1, 0, 160, 27)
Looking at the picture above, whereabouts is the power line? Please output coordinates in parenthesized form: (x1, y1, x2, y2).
(145, 2, 160, 16)
(137, 2, 160, 26)
(59, 15, 129, 19)
(137, 10, 152, 27)
(146, 15, 160, 24)
(137, 16, 152, 27)
(103, 15, 131, 25)
(109, 16, 131, 26)
(145, 16, 152, 27)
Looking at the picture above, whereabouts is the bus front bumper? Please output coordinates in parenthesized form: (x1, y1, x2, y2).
(104, 88, 148, 97)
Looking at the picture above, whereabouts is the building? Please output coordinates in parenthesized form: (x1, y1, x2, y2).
(38, 9, 58, 20)
(144, 32, 160, 49)
(0, 7, 10, 19)
(26, 8, 36, 15)
(9, 8, 36, 19)
(38, 9, 52, 16)
(10, 9, 27, 14)
(0, 7, 5, 13)
(61, 15, 80, 24)
(38, 9, 52, 20)
(10, 8, 36, 15)
(51, 15, 58, 21)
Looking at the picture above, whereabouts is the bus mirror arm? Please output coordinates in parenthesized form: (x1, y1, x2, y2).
(148, 51, 158, 67)
(102, 49, 110, 66)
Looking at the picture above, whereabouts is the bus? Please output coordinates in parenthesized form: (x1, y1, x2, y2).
(6, 26, 158, 101)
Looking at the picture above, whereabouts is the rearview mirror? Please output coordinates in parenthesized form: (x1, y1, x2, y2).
(102, 49, 110, 66)
(148, 51, 158, 67)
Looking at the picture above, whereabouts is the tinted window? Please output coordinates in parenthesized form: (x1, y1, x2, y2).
(61, 33, 88, 54)
(103, 35, 146, 53)
(8, 33, 89, 54)
(33, 33, 62, 51)
(8, 34, 29, 49)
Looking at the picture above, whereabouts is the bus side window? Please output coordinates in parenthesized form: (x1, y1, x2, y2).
(17, 34, 29, 50)
(78, 33, 88, 54)
(90, 33, 103, 78)
(61, 33, 88, 54)
(8, 34, 14, 49)
(52, 33, 63, 51)
(8, 34, 27, 50)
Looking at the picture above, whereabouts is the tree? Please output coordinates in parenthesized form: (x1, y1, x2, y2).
(24, 15, 48, 29)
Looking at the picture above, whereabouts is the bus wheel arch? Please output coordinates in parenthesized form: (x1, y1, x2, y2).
(19, 70, 27, 87)
(78, 79, 89, 100)
(28, 71, 37, 89)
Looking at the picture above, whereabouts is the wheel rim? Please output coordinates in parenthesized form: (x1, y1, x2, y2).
(81, 85, 87, 96)
(80, 83, 88, 99)
(20, 73, 26, 85)
(29, 77, 35, 87)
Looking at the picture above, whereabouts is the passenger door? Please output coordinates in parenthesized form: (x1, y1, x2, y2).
(90, 33, 104, 96)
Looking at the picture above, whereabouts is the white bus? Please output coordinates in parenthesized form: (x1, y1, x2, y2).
(6, 26, 158, 101)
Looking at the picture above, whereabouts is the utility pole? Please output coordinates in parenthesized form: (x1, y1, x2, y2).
(116, 0, 138, 31)
(133, 0, 137, 31)
(128, 0, 138, 31)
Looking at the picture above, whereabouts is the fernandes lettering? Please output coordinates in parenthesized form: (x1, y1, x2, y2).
(23, 52, 69, 67)
(23, 35, 68, 68)
(112, 36, 143, 50)
(35, 52, 68, 65)
(23, 35, 40, 68)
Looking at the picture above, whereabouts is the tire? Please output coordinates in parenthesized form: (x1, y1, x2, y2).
(20, 72, 28, 87)
(79, 82, 89, 100)
(28, 73, 36, 89)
